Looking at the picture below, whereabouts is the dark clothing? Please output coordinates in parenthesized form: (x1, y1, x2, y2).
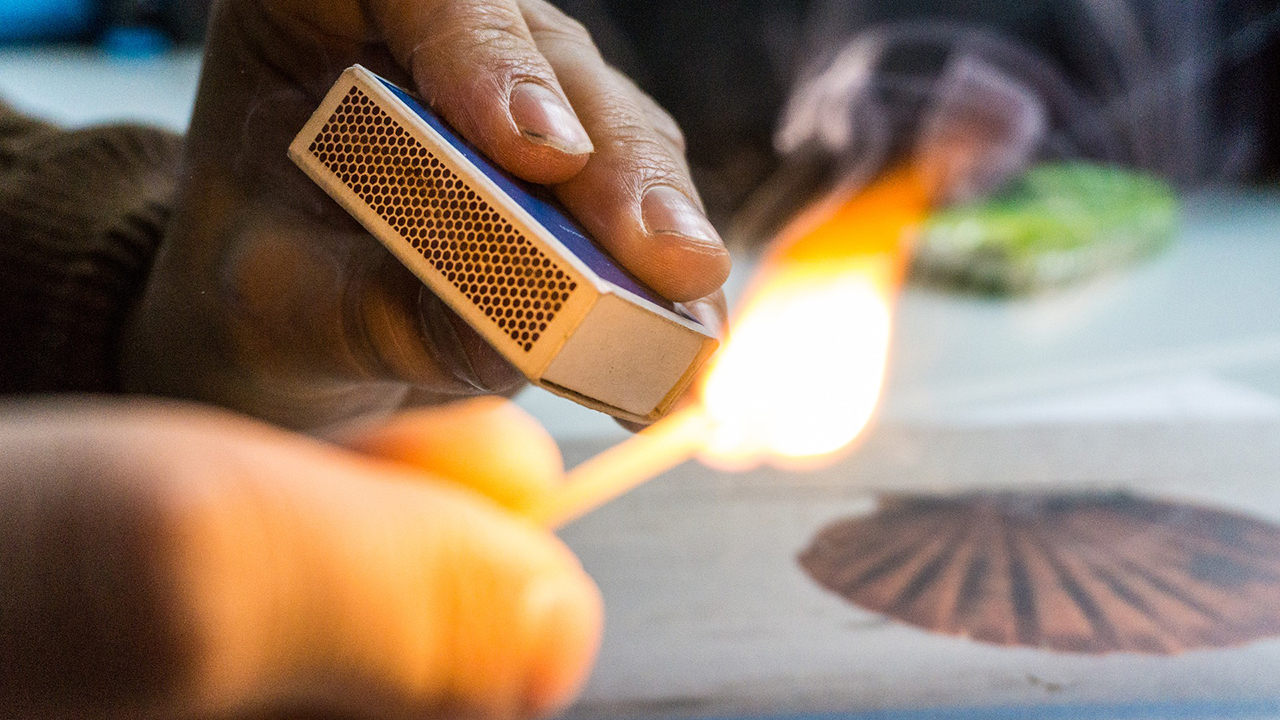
(558, 0, 1280, 216)
(0, 101, 181, 394)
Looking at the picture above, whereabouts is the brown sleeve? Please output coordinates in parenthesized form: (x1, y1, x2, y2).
(0, 100, 58, 170)
(0, 101, 183, 394)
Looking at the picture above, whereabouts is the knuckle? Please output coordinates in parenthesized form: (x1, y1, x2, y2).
(468, 24, 532, 57)
(434, 0, 521, 35)
(603, 67, 686, 152)
(554, 14, 593, 44)
(443, 25, 522, 60)
(612, 140, 687, 190)
(532, 23, 596, 53)
(650, 108, 687, 153)
(592, 97, 687, 183)
(610, 130, 677, 170)
(419, 3, 548, 76)
(523, 0, 596, 46)
(533, 16, 595, 50)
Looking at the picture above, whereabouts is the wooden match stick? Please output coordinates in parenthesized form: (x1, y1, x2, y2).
(528, 407, 715, 528)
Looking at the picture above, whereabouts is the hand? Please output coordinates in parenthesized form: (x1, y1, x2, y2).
(0, 397, 600, 719)
(121, 0, 730, 429)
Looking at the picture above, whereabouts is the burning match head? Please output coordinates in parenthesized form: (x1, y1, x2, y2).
(289, 66, 718, 424)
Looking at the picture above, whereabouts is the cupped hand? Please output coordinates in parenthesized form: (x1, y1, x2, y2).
(0, 397, 600, 719)
(122, 0, 730, 429)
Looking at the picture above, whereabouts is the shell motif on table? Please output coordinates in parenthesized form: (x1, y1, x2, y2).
(799, 491, 1280, 654)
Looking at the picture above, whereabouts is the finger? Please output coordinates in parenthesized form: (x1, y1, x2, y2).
(183, 211, 528, 430)
(349, 249, 526, 396)
(0, 402, 601, 719)
(366, 0, 593, 186)
(415, 289, 527, 395)
(340, 396, 563, 515)
(172, 415, 601, 719)
(521, 0, 731, 302)
(627, 77, 689, 161)
(680, 288, 729, 339)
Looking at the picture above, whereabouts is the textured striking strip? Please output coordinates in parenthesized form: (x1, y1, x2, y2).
(310, 87, 578, 352)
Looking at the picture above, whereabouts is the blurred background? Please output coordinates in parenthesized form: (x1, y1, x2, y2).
(4, 0, 1280, 441)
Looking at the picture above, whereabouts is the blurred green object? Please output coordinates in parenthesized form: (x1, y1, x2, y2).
(912, 163, 1179, 294)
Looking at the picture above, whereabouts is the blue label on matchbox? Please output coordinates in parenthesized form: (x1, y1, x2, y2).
(378, 77, 694, 320)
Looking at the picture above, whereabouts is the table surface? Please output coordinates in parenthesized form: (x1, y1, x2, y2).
(558, 421, 1280, 719)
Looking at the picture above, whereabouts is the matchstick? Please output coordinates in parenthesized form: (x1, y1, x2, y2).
(528, 407, 715, 527)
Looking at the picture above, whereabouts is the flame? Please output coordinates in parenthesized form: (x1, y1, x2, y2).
(697, 168, 931, 469)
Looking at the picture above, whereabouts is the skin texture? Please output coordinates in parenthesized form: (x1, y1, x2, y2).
(0, 397, 600, 720)
(121, 0, 730, 430)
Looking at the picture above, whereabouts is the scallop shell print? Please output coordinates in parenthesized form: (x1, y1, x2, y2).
(799, 492, 1280, 654)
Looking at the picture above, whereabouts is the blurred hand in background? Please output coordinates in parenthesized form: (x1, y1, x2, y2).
(121, 0, 729, 430)
(0, 397, 600, 719)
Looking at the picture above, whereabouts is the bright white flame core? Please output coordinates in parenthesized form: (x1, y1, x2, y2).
(699, 267, 892, 468)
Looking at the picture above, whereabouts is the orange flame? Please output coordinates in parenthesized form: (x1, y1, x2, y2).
(698, 167, 931, 469)
(525, 168, 933, 527)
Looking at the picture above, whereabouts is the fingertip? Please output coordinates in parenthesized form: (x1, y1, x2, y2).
(681, 290, 730, 337)
(637, 186, 732, 302)
(405, 60, 590, 185)
(631, 234, 732, 303)
(483, 110, 592, 185)
(438, 508, 600, 719)
(509, 81, 593, 156)
(639, 185, 718, 244)
(520, 569, 603, 717)
(413, 290, 524, 394)
(344, 397, 563, 513)
(442, 304, 527, 395)
(509, 144, 593, 185)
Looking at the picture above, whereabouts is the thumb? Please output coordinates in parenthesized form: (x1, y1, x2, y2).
(94, 407, 602, 719)
(340, 396, 564, 515)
